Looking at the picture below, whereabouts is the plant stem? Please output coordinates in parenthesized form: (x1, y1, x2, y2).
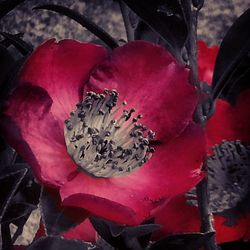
(186, 1, 218, 249)
(185, 0, 199, 89)
(197, 177, 219, 250)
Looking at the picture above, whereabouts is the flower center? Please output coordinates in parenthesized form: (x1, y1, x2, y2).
(186, 140, 250, 213)
(207, 140, 250, 213)
(64, 89, 155, 178)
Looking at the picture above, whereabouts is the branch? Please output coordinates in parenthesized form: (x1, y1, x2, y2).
(186, 0, 219, 249)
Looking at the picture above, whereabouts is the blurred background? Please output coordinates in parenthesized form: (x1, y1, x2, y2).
(1, 0, 250, 246)
(0, 0, 250, 47)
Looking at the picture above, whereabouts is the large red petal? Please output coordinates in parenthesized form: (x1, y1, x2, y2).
(207, 89, 250, 148)
(18, 39, 107, 129)
(0, 84, 77, 187)
(60, 122, 205, 225)
(198, 41, 219, 85)
(86, 41, 197, 142)
(152, 195, 249, 244)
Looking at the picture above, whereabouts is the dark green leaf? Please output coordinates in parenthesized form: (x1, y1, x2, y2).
(0, 0, 26, 19)
(121, 0, 188, 62)
(215, 55, 250, 104)
(150, 232, 214, 250)
(134, 21, 161, 44)
(220, 240, 250, 250)
(0, 58, 26, 103)
(0, 44, 15, 89)
(212, 8, 250, 101)
(124, 224, 161, 238)
(0, 32, 33, 55)
(0, 136, 7, 152)
(0, 168, 28, 223)
(40, 187, 86, 236)
(0, 163, 40, 243)
(27, 236, 98, 250)
(1, 223, 12, 250)
(90, 216, 133, 249)
(192, 0, 204, 10)
(0, 146, 16, 173)
(9, 163, 41, 205)
(137, 218, 158, 249)
(0, 32, 24, 47)
(90, 216, 123, 246)
(1, 202, 36, 224)
(118, 1, 136, 41)
(90, 216, 160, 249)
(33, 4, 119, 50)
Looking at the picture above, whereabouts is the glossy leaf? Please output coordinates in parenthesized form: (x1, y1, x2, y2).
(192, 0, 204, 10)
(1, 223, 12, 250)
(0, 135, 7, 152)
(0, 32, 33, 55)
(0, 168, 27, 223)
(0, 32, 24, 48)
(118, 1, 136, 41)
(11, 163, 41, 205)
(0, 44, 15, 89)
(27, 236, 98, 250)
(150, 232, 214, 250)
(33, 4, 119, 50)
(1, 202, 36, 224)
(40, 188, 86, 236)
(216, 56, 250, 104)
(0, 146, 16, 173)
(0, 58, 26, 102)
(121, 0, 188, 62)
(134, 21, 161, 44)
(90, 216, 125, 248)
(137, 218, 157, 249)
(212, 8, 250, 101)
(0, 163, 41, 244)
(220, 240, 250, 250)
(124, 224, 161, 238)
(90, 216, 160, 249)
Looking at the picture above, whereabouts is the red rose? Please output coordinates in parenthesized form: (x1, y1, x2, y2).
(0, 39, 205, 225)
(152, 41, 250, 244)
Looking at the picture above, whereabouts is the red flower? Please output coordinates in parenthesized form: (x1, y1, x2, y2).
(0, 39, 205, 225)
(197, 40, 250, 149)
(198, 40, 219, 85)
(152, 41, 250, 244)
(153, 195, 250, 244)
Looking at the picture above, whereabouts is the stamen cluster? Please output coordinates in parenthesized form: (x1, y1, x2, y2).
(186, 141, 250, 213)
(207, 141, 250, 212)
(64, 89, 155, 178)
